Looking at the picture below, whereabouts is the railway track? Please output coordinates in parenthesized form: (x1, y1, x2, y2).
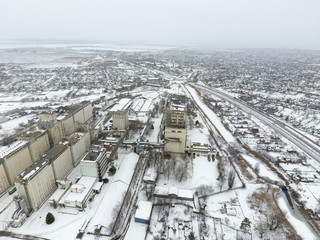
(193, 84, 320, 163)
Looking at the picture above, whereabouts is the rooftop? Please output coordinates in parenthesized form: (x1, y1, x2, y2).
(109, 98, 132, 112)
(42, 144, 68, 163)
(135, 201, 153, 221)
(16, 144, 68, 182)
(56, 103, 84, 120)
(0, 141, 29, 159)
(62, 176, 96, 204)
(82, 145, 106, 162)
(17, 154, 49, 182)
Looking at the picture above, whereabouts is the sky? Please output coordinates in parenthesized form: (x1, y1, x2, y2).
(0, 0, 320, 49)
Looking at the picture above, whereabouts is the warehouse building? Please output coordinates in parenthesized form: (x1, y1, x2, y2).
(59, 176, 97, 210)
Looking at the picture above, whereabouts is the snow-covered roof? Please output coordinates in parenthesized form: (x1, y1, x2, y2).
(93, 182, 103, 191)
(112, 152, 139, 184)
(88, 181, 128, 232)
(154, 186, 168, 196)
(48, 188, 68, 203)
(154, 187, 194, 200)
(63, 176, 96, 204)
(169, 187, 178, 196)
(0, 141, 28, 158)
(143, 168, 157, 182)
(178, 189, 193, 200)
(135, 201, 153, 221)
(109, 98, 132, 112)
(131, 98, 145, 112)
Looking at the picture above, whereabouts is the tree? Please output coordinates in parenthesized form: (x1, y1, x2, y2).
(188, 232, 195, 240)
(255, 221, 267, 238)
(254, 163, 260, 174)
(228, 170, 236, 189)
(46, 212, 55, 224)
(240, 217, 251, 233)
(265, 211, 283, 230)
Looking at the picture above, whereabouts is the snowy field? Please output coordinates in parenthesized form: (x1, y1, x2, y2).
(0, 114, 37, 140)
(0, 101, 49, 115)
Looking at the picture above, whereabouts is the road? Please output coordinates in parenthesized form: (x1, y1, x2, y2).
(192, 84, 320, 163)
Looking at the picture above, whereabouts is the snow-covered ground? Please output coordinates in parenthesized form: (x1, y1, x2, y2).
(0, 114, 37, 140)
(145, 114, 163, 143)
(277, 192, 319, 240)
(0, 101, 49, 115)
(185, 85, 235, 143)
(192, 156, 219, 188)
(241, 154, 281, 181)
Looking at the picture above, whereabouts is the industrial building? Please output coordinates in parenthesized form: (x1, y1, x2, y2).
(164, 94, 188, 153)
(109, 98, 132, 130)
(14, 144, 74, 212)
(0, 131, 54, 195)
(0, 141, 33, 187)
(15, 156, 56, 211)
(38, 112, 63, 146)
(68, 132, 91, 166)
(0, 163, 10, 196)
(80, 145, 109, 181)
(38, 101, 93, 145)
(130, 97, 153, 117)
(19, 131, 50, 162)
(47, 144, 73, 180)
(59, 176, 97, 210)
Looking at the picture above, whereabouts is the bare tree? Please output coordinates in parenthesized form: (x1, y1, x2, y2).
(255, 220, 267, 238)
(254, 163, 260, 174)
(196, 185, 214, 196)
(265, 211, 283, 231)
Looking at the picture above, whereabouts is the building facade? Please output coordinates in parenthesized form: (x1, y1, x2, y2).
(15, 158, 56, 211)
(19, 131, 50, 162)
(80, 145, 109, 181)
(164, 127, 187, 153)
(0, 141, 33, 186)
(69, 131, 91, 166)
(164, 95, 188, 153)
(0, 163, 10, 195)
(49, 144, 73, 180)
(110, 98, 132, 130)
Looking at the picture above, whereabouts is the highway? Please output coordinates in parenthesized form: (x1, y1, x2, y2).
(192, 84, 320, 163)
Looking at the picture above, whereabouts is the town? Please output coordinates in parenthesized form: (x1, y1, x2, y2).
(0, 44, 319, 240)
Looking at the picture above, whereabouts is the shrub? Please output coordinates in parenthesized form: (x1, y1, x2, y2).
(46, 212, 55, 224)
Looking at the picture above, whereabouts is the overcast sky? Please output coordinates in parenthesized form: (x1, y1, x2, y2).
(0, 0, 319, 49)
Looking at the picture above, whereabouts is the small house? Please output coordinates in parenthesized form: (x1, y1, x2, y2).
(135, 201, 153, 224)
